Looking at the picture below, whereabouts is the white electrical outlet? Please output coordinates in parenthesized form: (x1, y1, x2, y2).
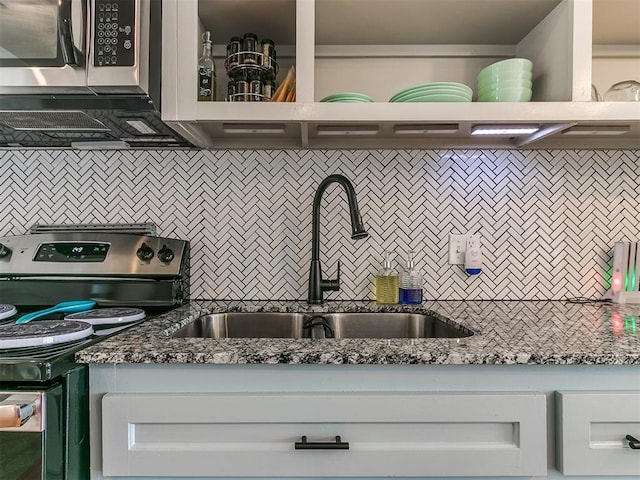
(448, 234, 468, 264)
(448, 234, 480, 265)
(466, 235, 480, 252)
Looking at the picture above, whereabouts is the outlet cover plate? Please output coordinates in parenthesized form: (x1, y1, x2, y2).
(449, 234, 468, 264)
(449, 234, 480, 264)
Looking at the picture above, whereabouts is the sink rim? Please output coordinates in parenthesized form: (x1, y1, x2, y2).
(171, 310, 474, 340)
(306, 311, 474, 339)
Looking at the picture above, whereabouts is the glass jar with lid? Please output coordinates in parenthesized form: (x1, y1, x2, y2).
(260, 39, 276, 72)
(249, 71, 263, 101)
(236, 78, 249, 102)
(227, 81, 236, 101)
(263, 80, 276, 101)
(242, 33, 258, 65)
(226, 36, 242, 71)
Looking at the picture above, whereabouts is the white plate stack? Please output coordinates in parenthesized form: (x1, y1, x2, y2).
(477, 58, 533, 102)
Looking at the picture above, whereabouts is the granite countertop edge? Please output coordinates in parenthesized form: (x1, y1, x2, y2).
(75, 300, 640, 366)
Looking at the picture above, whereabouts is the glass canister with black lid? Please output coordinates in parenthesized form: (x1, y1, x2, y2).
(263, 79, 276, 101)
(227, 81, 237, 101)
(242, 32, 259, 65)
(249, 71, 263, 101)
(261, 39, 276, 73)
(226, 36, 242, 70)
(224, 33, 278, 101)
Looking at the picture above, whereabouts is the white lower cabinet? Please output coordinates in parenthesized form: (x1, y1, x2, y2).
(102, 391, 546, 477)
(556, 391, 640, 476)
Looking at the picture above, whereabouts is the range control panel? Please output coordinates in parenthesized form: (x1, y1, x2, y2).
(93, 0, 136, 67)
(0, 233, 188, 277)
(34, 243, 110, 263)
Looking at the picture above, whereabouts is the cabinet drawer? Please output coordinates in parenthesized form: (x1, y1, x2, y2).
(556, 391, 640, 475)
(102, 391, 546, 477)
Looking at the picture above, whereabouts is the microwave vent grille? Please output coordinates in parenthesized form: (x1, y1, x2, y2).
(0, 111, 110, 131)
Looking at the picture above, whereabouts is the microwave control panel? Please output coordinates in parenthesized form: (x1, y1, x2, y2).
(94, 0, 135, 67)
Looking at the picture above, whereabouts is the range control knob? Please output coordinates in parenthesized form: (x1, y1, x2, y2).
(157, 245, 175, 264)
(0, 243, 11, 258)
(136, 243, 154, 261)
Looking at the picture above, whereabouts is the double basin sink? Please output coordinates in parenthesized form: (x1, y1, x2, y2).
(173, 312, 473, 340)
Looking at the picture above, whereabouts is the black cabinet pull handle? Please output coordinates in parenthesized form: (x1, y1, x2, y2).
(294, 435, 349, 450)
(626, 435, 640, 449)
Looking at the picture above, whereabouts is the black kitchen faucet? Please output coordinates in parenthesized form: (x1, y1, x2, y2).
(307, 174, 368, 304)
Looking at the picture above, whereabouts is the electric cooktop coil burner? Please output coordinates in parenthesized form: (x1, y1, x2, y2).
(0, 304, 17, 321)
(64, 307, 146, 326)
(0, 320, 94, 349)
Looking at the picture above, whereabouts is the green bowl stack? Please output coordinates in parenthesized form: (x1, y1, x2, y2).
(477, 58, 533, 102)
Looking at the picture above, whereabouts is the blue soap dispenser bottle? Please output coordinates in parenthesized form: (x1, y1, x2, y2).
(399, 251, 423, 304)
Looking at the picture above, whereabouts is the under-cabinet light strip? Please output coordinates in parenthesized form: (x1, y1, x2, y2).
(471, 126, 539, 136)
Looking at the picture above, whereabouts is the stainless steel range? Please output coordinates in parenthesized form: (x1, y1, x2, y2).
(0, 223, 189, 480)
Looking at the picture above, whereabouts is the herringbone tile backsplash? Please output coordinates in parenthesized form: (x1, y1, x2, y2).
(1, 149, 639, 300)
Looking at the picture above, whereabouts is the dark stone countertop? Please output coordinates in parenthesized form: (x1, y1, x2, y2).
(75, 300, 640, 365)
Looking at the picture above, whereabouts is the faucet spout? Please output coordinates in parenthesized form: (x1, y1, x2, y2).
(308, 174, 368, 304)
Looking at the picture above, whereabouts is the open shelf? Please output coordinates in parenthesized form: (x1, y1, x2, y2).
(591, 0, 640, 99)
(313, 0, 573, 103)
(162, 0, 640, 149)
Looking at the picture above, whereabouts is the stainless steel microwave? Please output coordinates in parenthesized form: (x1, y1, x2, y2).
(0, 0, 152, 94)
(0, 0, 192, 148)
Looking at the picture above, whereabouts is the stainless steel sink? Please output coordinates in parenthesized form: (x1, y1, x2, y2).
(312, 312, 473, 339)
(172, 312, 472, 339)
(172, 313, 308, 339)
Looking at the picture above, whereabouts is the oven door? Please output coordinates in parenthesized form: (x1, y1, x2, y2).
(0, 391, 44, 479)
(0, 365, 89, 480)
(0, 0, 89, 93)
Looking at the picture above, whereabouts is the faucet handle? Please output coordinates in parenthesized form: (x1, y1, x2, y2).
(321, 260, 340, 292)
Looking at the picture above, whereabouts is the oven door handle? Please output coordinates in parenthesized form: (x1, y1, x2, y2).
(0, 403, 36, 428)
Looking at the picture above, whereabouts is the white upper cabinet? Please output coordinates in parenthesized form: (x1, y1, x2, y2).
(162, 0, 640, 149)
(592, 0, 640, 97)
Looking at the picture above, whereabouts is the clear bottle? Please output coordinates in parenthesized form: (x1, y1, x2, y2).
(399, 251, 423, 304)
(197, 32, 216, 101)
(375, 251, 399, 305)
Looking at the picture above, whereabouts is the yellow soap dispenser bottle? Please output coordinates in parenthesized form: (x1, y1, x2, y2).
(375, 251, 399, 305)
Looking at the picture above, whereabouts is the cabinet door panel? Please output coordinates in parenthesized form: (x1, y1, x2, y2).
(102, 391, 546, 477)
(556, 391, 640, 475)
